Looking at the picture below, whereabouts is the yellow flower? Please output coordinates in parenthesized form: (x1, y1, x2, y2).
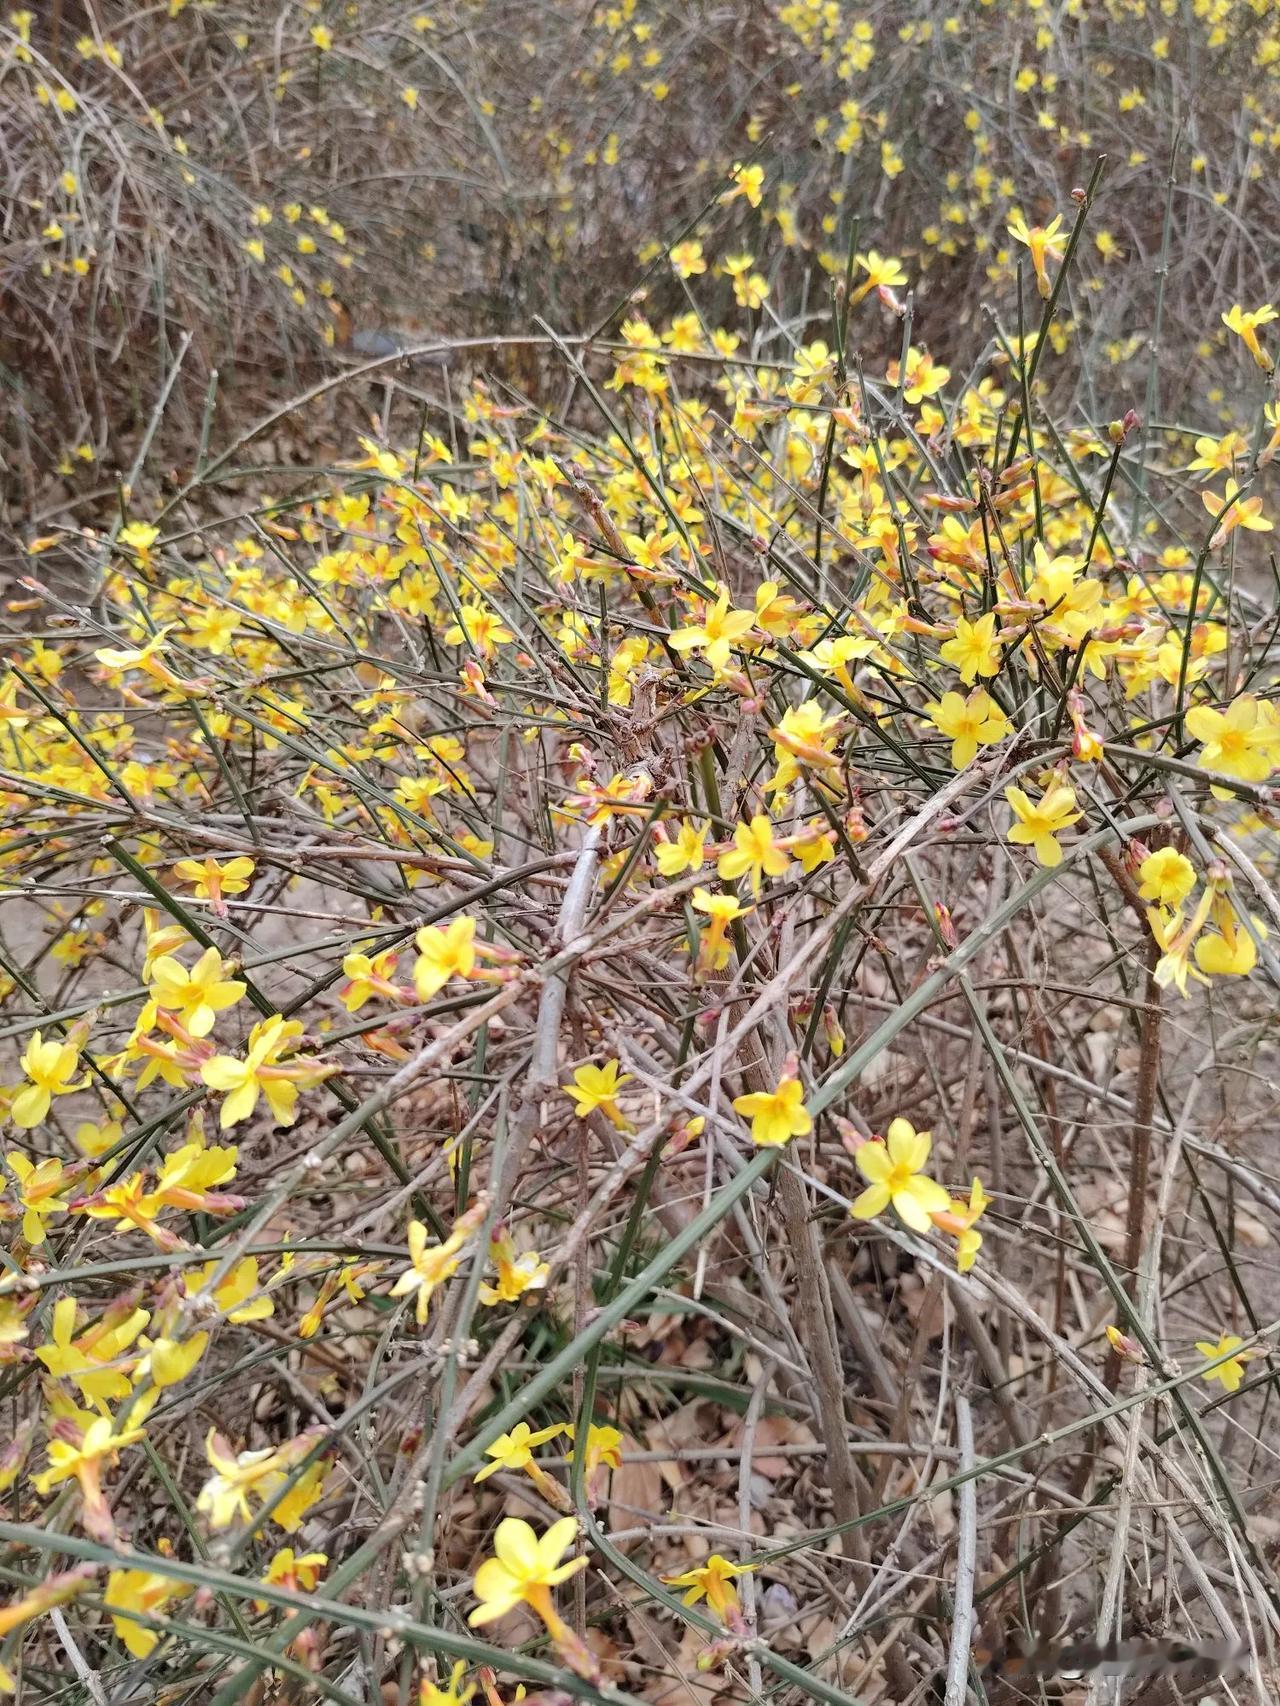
(691, 886, 748, 974)
(940, 612, 1003, 684)
(929, 1177, 991, 1273)
(443, 603, 513, 656)
(769, 699, 843, 791)
(74, 1116, 122, 1159)
(142, 1331, 210, 1389)
(173, 855, 255, 918)
(562, 1059, 631, 1128)
(340, 948, 402, 1011)
(33, 1410, 147, 1541)
(850, 1119, 951, 1234)
(923, 688, 1011, 768)
(414, 916, 477, 1000)
(117, 521, 160, 559)
(197, 1427, 324, 1531)
(1137, 847, 1196, 908)
(35, 1296, 149, 1406)
(1149, 886, 1215, 998)
(11, 1028, 89, 1127)
(886, 344, 949, 404)
(389, 1205, 483, 1326)
(732, 1074, 812, 1148)
(1187, 430, 1248, 478)
(1201, 478, 1272, 548)
(669, 239, 706, 279)
(668, 585, 756, 672)
(717, 815, 790, 896)
(1195, 1333, 1251, 1393)
(563, 1421, 623, 1483)
(655, 820, 708, 877)
(310, 23, 333, 49)
(721, 161, 764, 207)
(148, 946, 245, 1038)
(419, 1660, 476, 1706)
(662, 1554, 754, 1627)
(5, 1151, 70, 1243)
(200, 1015, 334, 1129)
(1222, 303, 1277, 371)
(1008, 212, 1066, 297)
(478, 1226, 549, 1305)
(1185, 694, 1278, 785)
(256, 1547, 328, 1611)
(105, 1567, 190, 1657)
(473, 1420, 564, 1483)
(191, 1255, 274, 1322)
(469, 1516, 587, 1626)
(1194, 893, 1267, 978)
(1003, 781, 1082, 868)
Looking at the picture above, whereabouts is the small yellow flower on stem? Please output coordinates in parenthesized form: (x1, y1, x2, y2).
(662, 1554, 755, 1632)
(1149, 883, 1216, 998)
(1195, 1333, 1252, 1393)
(717, 814, 790, 896)
(173, 855, 255, 918)
(654, 819, 708, 877)
(473, 1421, 569, 1507)
(1185, 693, 1278, 785)
(255, 1546, 327, 1611)
(669, 239, 706, 279)
(1003, 780, 1082, 868)
(1008, 212, 1066, 298)
(1222, 303, 1277, 371)
(298, 1261, 369, 1339)
(469, 1516, 595, 1679)
(5, 1151, 71, 1243)
(929, 1177, 991, 1272)
(562, 1059, 632, 1129)
(340, 948, 404, 1011)
(939, 611, 1003, 684)
(147, 946, 245, 1038)
(197, 1426, 327, 1531)
(35, 1295, 150, 1405)
(691, 886, 748, 974)
(923, 688, 1011, 768)
(390, 1201, 486, 1325)
(95, 625, 203, 694)
(768, 699, 843, 792)
(1201, 478, 1272, 549)
(1136, 847, 1196, 909)
(1194, 891, 1267, 978)
(33, 1409, 147, 1540)
(190, 1254, 274, 1322)
(721, 161, 764, 207)
(419, 1661, 475, 1706)
(105, 1565, 191, 1657)
(200, 1014, 335, 1129)
(414, 916, 477, 1000)
(850, 1118, 951, 1234)
(11, 1026, 90, 1127)
(668, 585, 757, 672)
(478, 1225, 549, 1305)
(732, 1071, 812, 1148)
(563, 1422, 624, 1507)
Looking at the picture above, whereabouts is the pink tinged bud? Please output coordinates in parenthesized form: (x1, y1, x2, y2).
(1124, 839, 1151, 879)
